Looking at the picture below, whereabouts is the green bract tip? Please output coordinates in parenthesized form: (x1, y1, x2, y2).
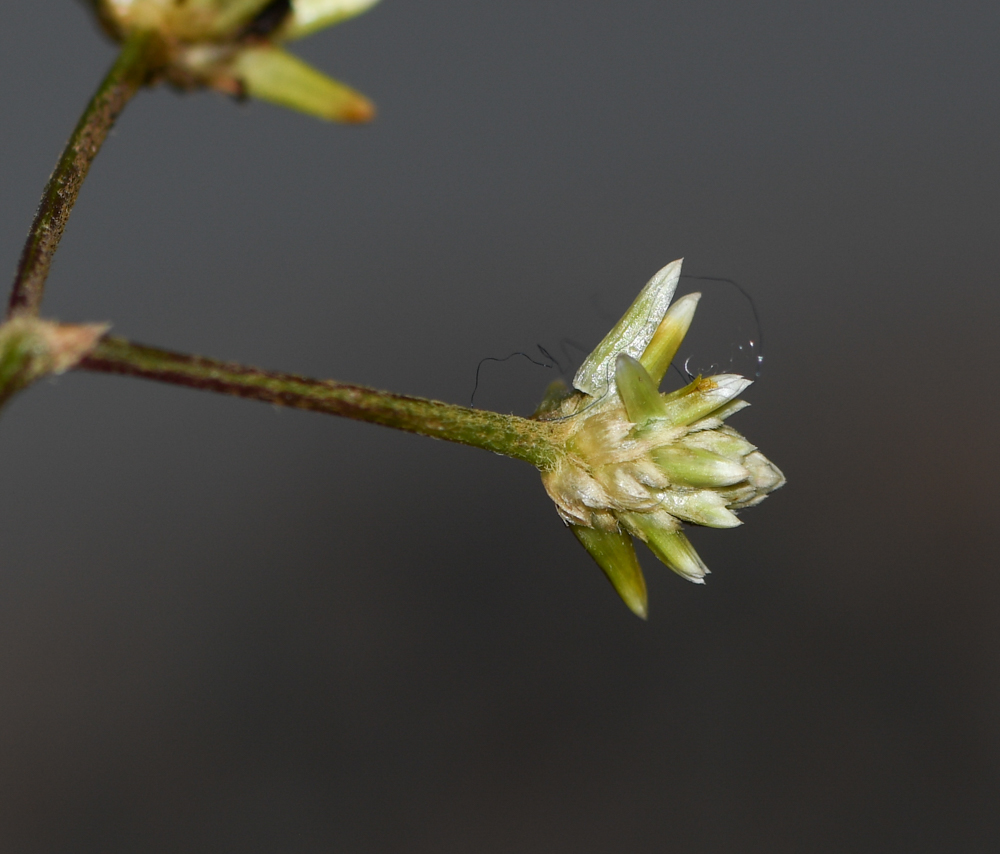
(571, 525, 648, 619)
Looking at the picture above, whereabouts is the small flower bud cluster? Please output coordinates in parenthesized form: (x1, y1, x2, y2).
(535, 260, 784, 618)
(89, 0, 380, 122)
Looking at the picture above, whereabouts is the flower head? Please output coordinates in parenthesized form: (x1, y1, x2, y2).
(535, 260, 784, 618)
(89, 0, 381, 122)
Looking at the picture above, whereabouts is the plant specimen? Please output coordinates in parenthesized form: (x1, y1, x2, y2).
(0, 0, 783, 617)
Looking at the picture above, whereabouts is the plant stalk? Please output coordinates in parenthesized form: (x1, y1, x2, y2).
(79, 336, 563, 468)
(7, 29, 160, 319)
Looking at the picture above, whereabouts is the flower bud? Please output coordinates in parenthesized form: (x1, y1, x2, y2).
(90, 0, 380, 122)
(535, 260, 784, 617)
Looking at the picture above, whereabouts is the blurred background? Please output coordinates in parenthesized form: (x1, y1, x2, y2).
(1, 1, 999, 851)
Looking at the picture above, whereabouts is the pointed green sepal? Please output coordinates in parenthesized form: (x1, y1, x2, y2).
(280, 0, 382, 41)
(652, 445, 749, 488)
(702, 399, 750, 424)
(614, 353, 667, 423)
(573, 259, 682, 397)
(627, 518, 709, 583)
(658, 490, 742, 528)
(231, 46, 375, 122)
(660, 374, 752, 427)
(640, 292, 700, 384)
(571, 525, 648, 618)
(680, 428, 756, 460)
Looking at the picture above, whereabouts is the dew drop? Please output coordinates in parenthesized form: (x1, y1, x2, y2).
(671, 274, 765, 383)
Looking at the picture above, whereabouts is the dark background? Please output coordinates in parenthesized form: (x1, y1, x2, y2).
(2, 1, 999, 851)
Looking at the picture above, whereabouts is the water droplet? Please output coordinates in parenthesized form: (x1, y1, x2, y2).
(670, 275, 765, 383)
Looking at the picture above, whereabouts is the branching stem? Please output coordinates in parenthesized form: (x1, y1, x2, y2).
(79, 336, 563, 468)
(6, 28, 563, 471)
(7, 29, 160, 319)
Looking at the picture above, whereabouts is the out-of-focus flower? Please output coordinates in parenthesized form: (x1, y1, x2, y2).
(88, 0, 380, 122)
(534, 260, 784, 618)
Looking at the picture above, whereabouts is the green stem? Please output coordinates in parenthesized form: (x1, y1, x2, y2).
(7, 29, 160, 319)
(79, 337, 563, 468)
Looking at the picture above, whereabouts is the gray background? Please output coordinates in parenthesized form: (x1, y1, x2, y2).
(2, 1, 999, 851)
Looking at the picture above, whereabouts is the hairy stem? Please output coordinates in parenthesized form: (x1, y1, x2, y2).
(7, 29, 160, 319)
(79, 337, 563, 468)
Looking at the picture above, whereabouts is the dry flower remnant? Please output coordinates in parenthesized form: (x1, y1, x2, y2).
(88, 0, 381, 121)
(533, 260, 784, 618)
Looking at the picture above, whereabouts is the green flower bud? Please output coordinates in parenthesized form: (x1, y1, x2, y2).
(89, 0, 380, 122)
(535, 260, 784, 617)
